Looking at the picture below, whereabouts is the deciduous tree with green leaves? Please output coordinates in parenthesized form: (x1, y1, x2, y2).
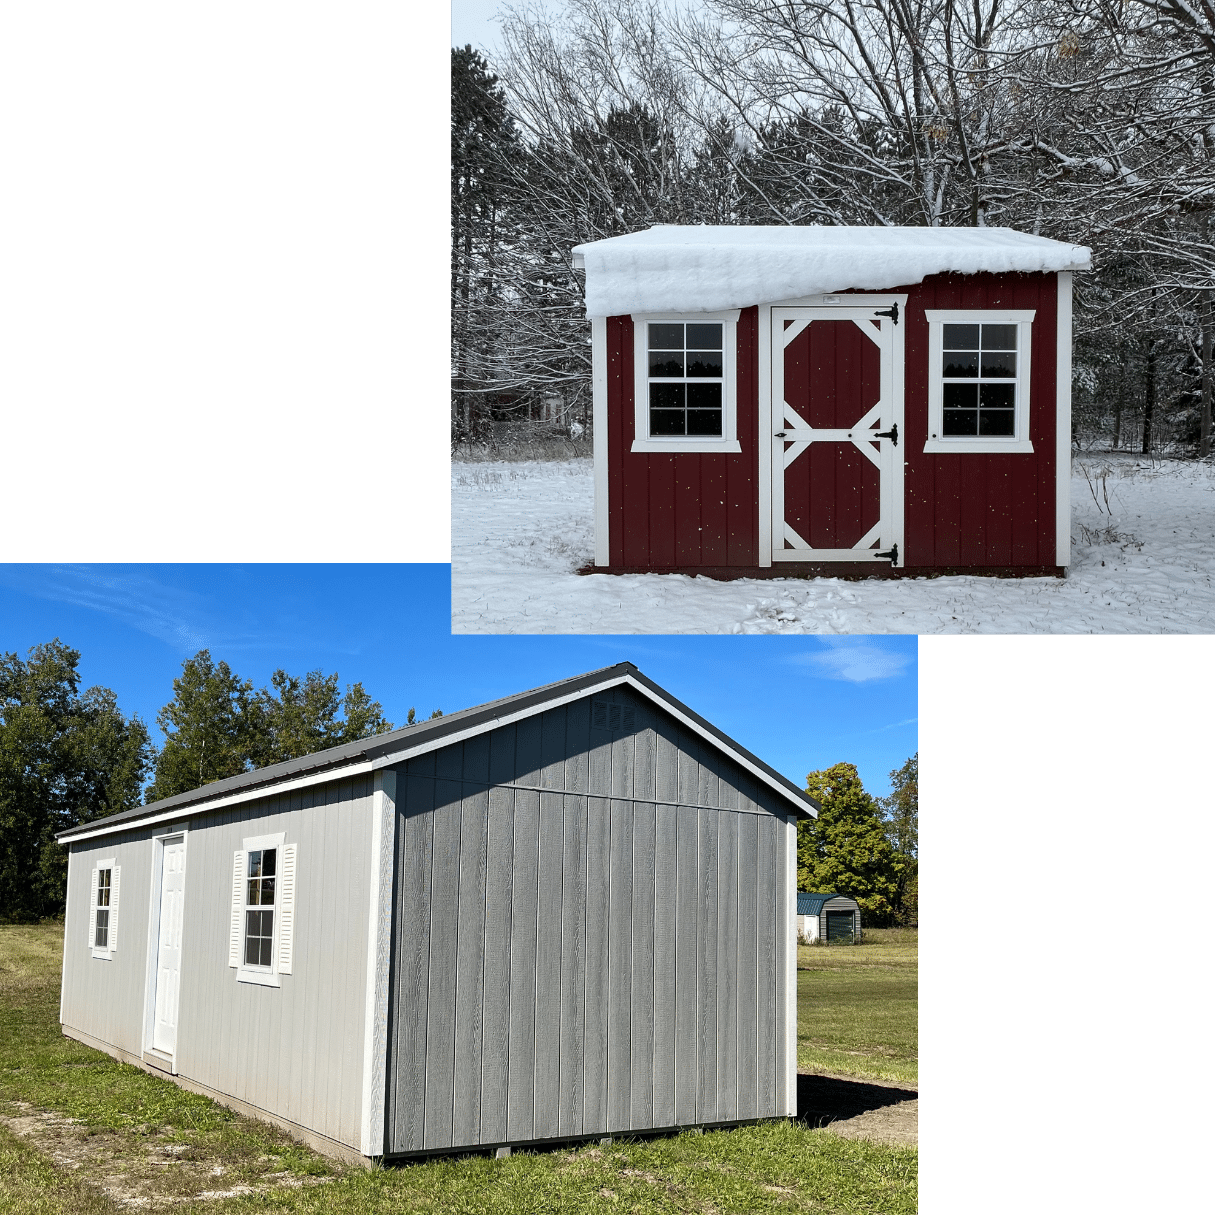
(799, 762, 905, 926)
(0, 640, 151, 920)
(880, 753, 918, 925)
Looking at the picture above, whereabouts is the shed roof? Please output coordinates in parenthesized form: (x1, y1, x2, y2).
(59, 662, 820, 843)
(797, 892, 858, 915)
(572, 224, 1092, 318)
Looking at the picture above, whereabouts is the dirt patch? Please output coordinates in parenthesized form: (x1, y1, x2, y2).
(797, 1072, 917, 1148)
(0, 1102, 334, 1208)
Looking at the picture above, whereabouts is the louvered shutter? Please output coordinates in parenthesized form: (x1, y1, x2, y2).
(108, 866, 121, 951)
(89, 867, 98, 948)
(277, 843, 297, 974)
(228, 850, 245, 967)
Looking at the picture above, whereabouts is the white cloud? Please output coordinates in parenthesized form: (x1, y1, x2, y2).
(791, 637, 914, 683)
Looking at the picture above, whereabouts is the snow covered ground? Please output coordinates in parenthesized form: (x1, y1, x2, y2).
(451, 455, 1215, 633)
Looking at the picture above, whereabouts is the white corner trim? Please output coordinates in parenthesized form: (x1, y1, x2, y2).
(360, 770, 396, 1158)
(757, 304, 773, 566)
(1056, 271, 1073, 566)
(630, 310, 741, 454)
(592, 315, 609, 566)
(785, 817, 798, 1116)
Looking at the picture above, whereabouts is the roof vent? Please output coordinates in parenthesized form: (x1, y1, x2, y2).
(591, 698, 635, 733)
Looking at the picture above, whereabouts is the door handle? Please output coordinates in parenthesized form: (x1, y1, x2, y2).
(875, 423, 898, 446)
(775, 431, 787, 438)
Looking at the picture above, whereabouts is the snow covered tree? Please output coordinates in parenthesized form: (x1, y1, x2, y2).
(799, 762, 905, 926)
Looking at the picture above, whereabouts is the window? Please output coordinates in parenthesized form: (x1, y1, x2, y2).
(631, 311, 741, 453)
(244, 848, 276, 968)
(90, 860, 119, 959)
(230, 834, 296, 986)
(924, 310, 1035, 453)
(95, 868, 111, 947)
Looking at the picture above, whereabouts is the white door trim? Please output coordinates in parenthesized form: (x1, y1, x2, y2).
(764, 295, 906, 567)
(143, 829, 187, 1072)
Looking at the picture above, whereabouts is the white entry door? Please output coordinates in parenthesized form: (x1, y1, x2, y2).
(152, 837, 186, 1055)
(771, 299, 905, 566)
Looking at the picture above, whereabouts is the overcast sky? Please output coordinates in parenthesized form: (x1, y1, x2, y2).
(1, 563, 917, 799)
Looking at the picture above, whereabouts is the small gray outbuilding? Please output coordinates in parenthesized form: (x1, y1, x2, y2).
(796, 893, 861, 944)
(57, 663, 818, 1164)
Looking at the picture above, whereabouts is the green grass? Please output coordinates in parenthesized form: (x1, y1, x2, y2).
(1, 922, 916, 1212)
(797, 928, 918, 1086)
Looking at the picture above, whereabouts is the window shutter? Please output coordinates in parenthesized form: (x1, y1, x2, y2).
(228, 850, 245, 968)
(89, 868, 98, 948)
(108, 866, 121, 952)
(277, 843, 297, 974)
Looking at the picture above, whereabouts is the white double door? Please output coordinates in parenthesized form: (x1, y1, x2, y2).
(152, 837, 186, 1055)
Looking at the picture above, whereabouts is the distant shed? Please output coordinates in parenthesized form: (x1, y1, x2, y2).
(57, 663, 818, 1165)
(572, 225, 1092, 578)
(796, 893, 861, 944)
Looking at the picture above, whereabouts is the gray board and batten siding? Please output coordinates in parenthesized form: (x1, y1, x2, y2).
(383, 683, 799, 1157)
(56, 663, 816, 1164)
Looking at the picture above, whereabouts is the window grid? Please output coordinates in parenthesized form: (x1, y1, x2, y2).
(243, 848, 276, 968)
(647, 322, 724, 438)
(941, 323, 1018, 437)
(95, 868, 111, 949)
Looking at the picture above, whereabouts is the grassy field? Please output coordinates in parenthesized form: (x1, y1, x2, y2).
(0, 922, 916, 1213)
(797, 928, 918, 1086)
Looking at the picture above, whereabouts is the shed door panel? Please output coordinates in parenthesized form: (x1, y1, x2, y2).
(825, 910, 855, 943)
(771, 306, 903, 565)
(152, 839, 186, 1054)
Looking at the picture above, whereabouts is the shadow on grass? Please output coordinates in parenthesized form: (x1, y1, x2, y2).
(797, 1073, 916, 1128)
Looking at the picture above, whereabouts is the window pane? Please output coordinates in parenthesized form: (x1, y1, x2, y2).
(979, 410, 1016, 436)
(687, 382, 722, 410)
(943, 324, 979, 350)
(245, 936, 259, 965)
(98, 870, 111, 906)
(650, 383, 683, 410)
(248, 879, 260, 906)
(943, 383, 978, 410)
(246, 909, 259, 935)
(980, 351, 1016, 377)
(260, 910, 274, 937)
(943, 351, 979, 378)
(685, 352, 723, 377)
(649, 351, 683, 377)
(982, 324, 1017, 350)
(262, 850, 276, 877)
(943, 409, 978, 435)
(248, 850, 262, 879)
(687, 410, 723, 436)
(258, 937, 271, 967)
(650, 409, 686, 436)
(649, 323, 683, 349)
(686, 323, 722, 350)
(95, 910, 108, 948)
(261, 877, 275, 906)
(980, 382, 1016, 410)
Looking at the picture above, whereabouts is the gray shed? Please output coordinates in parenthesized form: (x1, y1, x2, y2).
(796, 893, 861, 944)
(57, 663, 818, 1165)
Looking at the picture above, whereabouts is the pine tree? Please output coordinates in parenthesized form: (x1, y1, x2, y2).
(799, 762, 904, 925)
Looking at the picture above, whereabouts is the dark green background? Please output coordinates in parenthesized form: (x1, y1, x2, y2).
(923, 641, 1200, 1210)
(2, 5, 449, 558)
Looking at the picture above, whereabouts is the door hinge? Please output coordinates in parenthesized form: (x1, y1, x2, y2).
(874, 302, 899, 324)
(875, 422, 898, 446)
(875, 543, 899, 566)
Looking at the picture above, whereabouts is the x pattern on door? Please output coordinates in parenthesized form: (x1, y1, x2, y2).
(773, 306, 901, 564)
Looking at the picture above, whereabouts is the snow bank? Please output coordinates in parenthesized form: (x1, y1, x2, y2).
(572, 225, 1092, 317)
(452, 456, 1215, 634)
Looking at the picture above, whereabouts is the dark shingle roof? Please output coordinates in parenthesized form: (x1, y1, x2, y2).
(59, 662, 820, 842)
(797, 892, 857, 915)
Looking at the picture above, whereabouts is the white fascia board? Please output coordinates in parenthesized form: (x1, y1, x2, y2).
(66, 676, 814, 845)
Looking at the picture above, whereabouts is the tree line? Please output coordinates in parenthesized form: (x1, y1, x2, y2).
(453, 0, 1215, 456)
(0, 640, 439, 922)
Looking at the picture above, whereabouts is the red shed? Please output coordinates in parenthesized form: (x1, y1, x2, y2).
(571, 226, 1091, 577)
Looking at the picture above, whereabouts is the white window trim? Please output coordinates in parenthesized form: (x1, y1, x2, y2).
(923, 309, 1036, 453)
(142, 828, 187, 1070)
(631, 310, 742, 453)
(91, 857, 117, 960)
(235, 831, 285, 988)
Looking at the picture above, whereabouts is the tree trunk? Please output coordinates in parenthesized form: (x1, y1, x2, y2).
(1113, 341, 1125, 450)
(1202, 289, 1212, 458)
(1143, 336, 1156, 455)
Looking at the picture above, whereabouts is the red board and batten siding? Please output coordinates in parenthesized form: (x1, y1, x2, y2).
(606, 307, 760, 569)
(604, 273, 1059, 573)
(901, 272, 1058, 569)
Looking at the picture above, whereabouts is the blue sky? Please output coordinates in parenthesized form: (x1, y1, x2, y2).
(0, 565, 916, 798)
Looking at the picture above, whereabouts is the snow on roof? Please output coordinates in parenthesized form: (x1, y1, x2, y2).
(572, 225, 1091, 317)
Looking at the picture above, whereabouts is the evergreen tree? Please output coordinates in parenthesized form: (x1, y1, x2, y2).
(0, 640, 151, 920)
(879, 753, 918, 926)
(799, 762, 904, 925)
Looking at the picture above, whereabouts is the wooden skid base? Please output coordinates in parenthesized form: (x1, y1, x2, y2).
(579, 563, 1067, 581)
